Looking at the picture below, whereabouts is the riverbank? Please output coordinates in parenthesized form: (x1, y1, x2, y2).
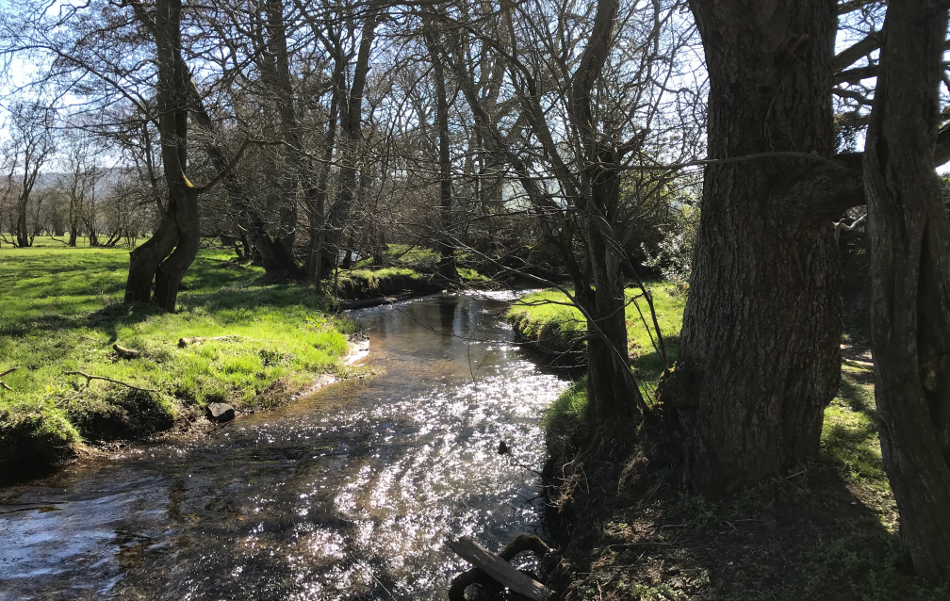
(508, 287, 946, 599)
(0, 289, 564, 600)
(332, 245, 492, 303)
(0, 244, 356, 478)
(506, 283, 684, 392)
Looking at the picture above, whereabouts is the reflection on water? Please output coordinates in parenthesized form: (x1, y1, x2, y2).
(0, 292, 568, 600)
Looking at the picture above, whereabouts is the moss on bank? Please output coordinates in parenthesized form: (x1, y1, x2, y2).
(511, 283, 944, 599)
(0, 242, 352, 475)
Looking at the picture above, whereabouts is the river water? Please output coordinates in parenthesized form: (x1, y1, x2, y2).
(0, 292, 568, 600)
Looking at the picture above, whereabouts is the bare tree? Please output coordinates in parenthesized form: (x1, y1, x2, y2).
(1, 102, 56, 248)
(446, 0, 701, 421)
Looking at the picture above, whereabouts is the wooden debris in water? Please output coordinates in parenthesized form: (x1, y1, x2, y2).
(447, 536, 554, 601)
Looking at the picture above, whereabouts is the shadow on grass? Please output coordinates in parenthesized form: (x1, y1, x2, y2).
(553, 448, 941, 600)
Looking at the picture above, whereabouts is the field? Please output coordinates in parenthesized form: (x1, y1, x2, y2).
(0, 238, 351, 470)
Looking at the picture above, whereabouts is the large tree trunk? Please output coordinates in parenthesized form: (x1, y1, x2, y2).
(864, 0, 950, 579)
(576, 166, 642, 423)
(665, 0, 841, 496)
(124, 0, 199, 311)
(581, 265, 637, 423)
(263, 0, 302, 261)
(125, 213, 180, 303)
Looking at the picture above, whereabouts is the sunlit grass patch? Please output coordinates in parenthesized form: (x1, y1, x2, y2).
(348, 244, 490, 290)
(821, 360, 892, 502)
(334, 266, 438, 299)
(0, 243, 351, 468)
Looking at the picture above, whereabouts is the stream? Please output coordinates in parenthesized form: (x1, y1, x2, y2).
(0, 292, 569, 600)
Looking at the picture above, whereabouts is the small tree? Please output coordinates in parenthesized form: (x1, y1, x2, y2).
(2, 102, 55, 248)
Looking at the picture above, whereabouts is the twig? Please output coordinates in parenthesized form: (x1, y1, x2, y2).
(591, 541, 673, 553)
(178, 335, 278, 347)
(63, 370, 156, 393)
(0, 366, 17, 391)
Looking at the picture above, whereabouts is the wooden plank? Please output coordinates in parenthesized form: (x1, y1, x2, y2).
(447, 537, 554, 601)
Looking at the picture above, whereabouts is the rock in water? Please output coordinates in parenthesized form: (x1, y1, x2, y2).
(206, 403, 235, 423)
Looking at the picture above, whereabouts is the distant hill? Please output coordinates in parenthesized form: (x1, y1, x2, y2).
(34, 166, 136, 197)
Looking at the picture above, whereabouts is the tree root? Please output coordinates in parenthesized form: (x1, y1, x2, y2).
(63, 370, 156, 393)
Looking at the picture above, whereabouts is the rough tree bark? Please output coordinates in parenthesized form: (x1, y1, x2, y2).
(864, 0, 950, 579)
(666, 0, 843, 496)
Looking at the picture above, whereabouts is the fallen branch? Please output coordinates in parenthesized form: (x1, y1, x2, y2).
(113, 344, 143, 359)
(447, 537, 554, 601)
(178, 335, 236, 347)
(177, 335, 276, 347)
(0, 366, 17, 391)
(63, 370, 156, 393)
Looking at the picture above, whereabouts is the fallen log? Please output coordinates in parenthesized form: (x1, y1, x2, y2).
(338, 296, 399, 310)
(0, 366, 17, 391)
(447, 537, 554, 601)
(113, 344, 142, 359)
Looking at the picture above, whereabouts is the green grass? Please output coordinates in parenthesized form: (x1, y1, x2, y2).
(0, 241, 351, 466)
(354, 243, 440, 271)
(822, 358, 897, 518)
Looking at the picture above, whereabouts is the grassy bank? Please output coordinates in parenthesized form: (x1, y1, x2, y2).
(334, 244, 489, 300)
(506, 283, 685, 391)
(0, 242, 352, 472)
(509, 285, 944, 599)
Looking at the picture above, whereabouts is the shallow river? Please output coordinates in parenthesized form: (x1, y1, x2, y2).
(0, 292, 568, 600)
